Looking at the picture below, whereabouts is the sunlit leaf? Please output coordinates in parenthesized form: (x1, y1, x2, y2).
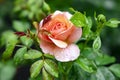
(13, 20, 30, 31)
(82, 26, 92, 38)
(97, 14, 106, 23)
(87, 17, 92, 28)
(30, 60, 44, 78)
(14, 47, 27, 65)
(20, 36, 33, 47)
(44, 59, 58, 77)
(70, 11, 86, 27)
(109, 64, 120, 78)
(105, 19, 120, 28)
(2, 41, 17, 60)
(1, 30, 18, 47)
(42, 1, 50, 13)
(24, 49, 42, 59)
(44, 54, 54, 59)
(42, 68, 53, 80)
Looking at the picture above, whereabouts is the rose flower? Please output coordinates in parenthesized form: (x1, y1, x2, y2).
(37, 11, 82, 62)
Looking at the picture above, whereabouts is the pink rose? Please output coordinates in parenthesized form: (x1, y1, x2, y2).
(37, 11, 82, 62)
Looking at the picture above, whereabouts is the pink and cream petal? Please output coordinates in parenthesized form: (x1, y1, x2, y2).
(40, 40, 55, 55)
(54, 25, 75, 40)
(53, 44, 80, 62)
(49, 37, 67, 48)
(39, 19, 44, 27)
(52, 10, 72, 20)
(63, 12, 72, 20)
(52, 11, 63, 18)
(68, 28, 82, 43)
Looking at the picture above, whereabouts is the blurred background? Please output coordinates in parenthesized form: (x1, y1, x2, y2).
(0, 0, 120, 80)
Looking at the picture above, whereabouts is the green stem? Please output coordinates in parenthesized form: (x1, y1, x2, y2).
(95, 23, 104, 36)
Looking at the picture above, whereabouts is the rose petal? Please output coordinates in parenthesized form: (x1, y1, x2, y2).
(53, 10, 72, 20)
(38, 32, 52, 43)
(39, 19, 43, 27)
(49, 37, 67, 48)
(54, 44, 80, 62)
(52, 11, 63, 17)
(54, 24, 75, 40)
(63, 12, 72, 20)
(40, 40, 55, 55)
(68, 28, 82, 43)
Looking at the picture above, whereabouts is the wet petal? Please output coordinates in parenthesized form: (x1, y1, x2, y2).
(49, 37, 67, 48)
(54, 44, 80, 62)
(40, 40, 55, 55)
(68, 28, 82, 43)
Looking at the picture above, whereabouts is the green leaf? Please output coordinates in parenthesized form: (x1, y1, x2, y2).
(82, 26, 92, 38)
(24, 49, 42, 59)
(42, 68, 53, 80)
(1, 30, 18, 47)
(1, 31, 18, 60)
(20, 10, 29, 18)
(95, 54, 116, 66)
(93, 36, 101, 51)
(71, 63, 89, 80)
(99, 67, 115, 80)
(20, 36, 33, 47)
(97, 14, 106, 23)
(42, 1, 50, 13)
(30, 60, 44, 78)
(86, 17, 92, 28)
(82, 17, 93, 38)
(93, 67, 115, 80)
(76, 57, 96, 73)
(2, 41, 17, 60)
(14, 47, 27, 65)
(13, 20, 30, 31)
(0, 64, 16, 80)
(105, 19, 120, 28)
(44, 59, 58, 77)
(82, 47, 97, 60)
(109, 64, 120, 78)
(29, 76, 42, 80)
(70, 11, 86, 27)
(44, 54, 54, 59)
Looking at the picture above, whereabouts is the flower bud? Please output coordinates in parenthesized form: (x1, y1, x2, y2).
(97, 14, 106, 23)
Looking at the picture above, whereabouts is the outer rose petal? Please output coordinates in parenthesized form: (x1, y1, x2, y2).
(68, 28, 82, 43)
(40, 40, 56, 55)
(54, 44, 80, 62)
(39, 19, 43, 27)
(63, 12, 72, 20)
(52, 10, 72, 20)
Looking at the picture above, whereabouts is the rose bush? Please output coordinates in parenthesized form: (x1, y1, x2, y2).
(37, 11, 82, 62)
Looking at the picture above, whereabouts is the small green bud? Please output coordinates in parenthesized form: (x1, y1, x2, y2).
(97, 14, 106, 23)
(42, 2, 50, 12)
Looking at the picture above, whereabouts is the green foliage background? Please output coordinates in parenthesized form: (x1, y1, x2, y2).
(0, 0, 120, 80)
